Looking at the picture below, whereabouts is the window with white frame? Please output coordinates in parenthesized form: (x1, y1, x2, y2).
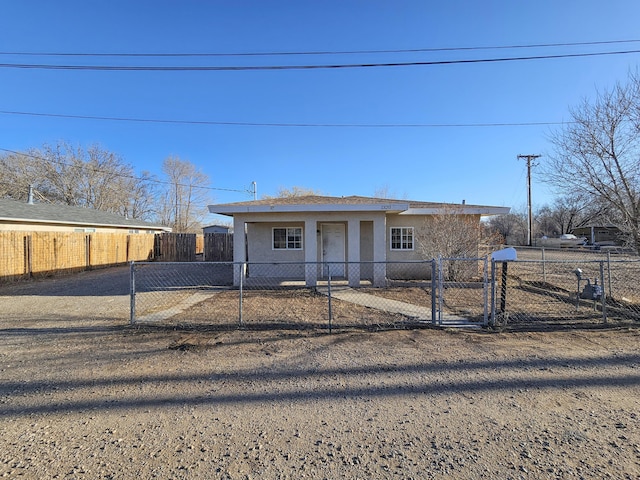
(390, 227, 414, 250)
(273, 227, 303, 250)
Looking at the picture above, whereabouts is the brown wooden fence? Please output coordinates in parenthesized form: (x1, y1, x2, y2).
(0, 231, 232, 283)
(203, 233, 233, 261)
(0, 232, 156, 282)
(153, 233, 197, 262)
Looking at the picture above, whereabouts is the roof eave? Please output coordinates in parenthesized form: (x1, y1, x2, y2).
(400, 206, 510, 216)
(208, 203, 410, 215)
(0, 216, 170, 231)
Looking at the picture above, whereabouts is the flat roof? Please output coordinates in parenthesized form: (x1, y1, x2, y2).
(209, 195, 510, 216)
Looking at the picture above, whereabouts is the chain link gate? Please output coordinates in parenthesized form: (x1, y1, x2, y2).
(433, 256, 489, 327)
(489, 258, 612, 327)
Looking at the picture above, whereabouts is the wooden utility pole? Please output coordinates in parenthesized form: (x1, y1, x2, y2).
(518, 154, 541, 246)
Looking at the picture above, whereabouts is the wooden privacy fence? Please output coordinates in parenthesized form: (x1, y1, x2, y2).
(203, 233, 233, 261)
(1, 231, 231, 282)
(152, 233, 231, 262)
(154, 233, 197, 262)
(0, 232, 155, 281)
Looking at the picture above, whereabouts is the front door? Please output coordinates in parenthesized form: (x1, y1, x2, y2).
(321, 223, 345, 277)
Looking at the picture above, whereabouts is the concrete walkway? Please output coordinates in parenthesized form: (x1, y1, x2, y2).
(135, 291, 220, 324)
(322, 287, 479, 327)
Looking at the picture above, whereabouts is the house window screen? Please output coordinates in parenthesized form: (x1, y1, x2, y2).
(273, 227, 303, 250)
(390, 227, 414, 250)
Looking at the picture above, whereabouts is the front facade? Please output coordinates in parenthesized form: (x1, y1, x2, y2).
(208, 195, 509, 286)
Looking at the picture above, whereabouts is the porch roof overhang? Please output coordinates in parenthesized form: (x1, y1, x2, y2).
(208, 195, 510, 218)
(400, 206, 510, 216)
(209, 202, 410, 216)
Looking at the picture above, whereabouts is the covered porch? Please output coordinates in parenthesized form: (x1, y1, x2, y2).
(231, 212, 389, 287)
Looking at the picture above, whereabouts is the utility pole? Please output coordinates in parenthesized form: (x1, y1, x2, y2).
(518, 154, 541, 247)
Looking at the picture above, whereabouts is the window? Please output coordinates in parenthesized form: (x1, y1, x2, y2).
(390, 227, 414, 250)
(273, 227, 303, 250)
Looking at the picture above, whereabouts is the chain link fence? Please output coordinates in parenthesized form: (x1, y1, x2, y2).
(493, 247, 640, 329)
(130, 261, 439, 332)
(129, 250, 640, 332)
(129, 259, 490, 331)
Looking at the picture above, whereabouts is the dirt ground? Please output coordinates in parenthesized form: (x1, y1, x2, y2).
(1, 268, 640, 479)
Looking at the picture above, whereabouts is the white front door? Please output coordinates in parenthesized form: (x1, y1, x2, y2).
(322, 223, 345, 277)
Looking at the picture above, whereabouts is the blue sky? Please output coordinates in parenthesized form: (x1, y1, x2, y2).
(2, 1, 640, 225)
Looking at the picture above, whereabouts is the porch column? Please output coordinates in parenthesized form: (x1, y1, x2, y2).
(347, 219, 361, 287)
(304, 219, 317, 287)
(373, 216, 386, 287)
(233, 217, 246, 286)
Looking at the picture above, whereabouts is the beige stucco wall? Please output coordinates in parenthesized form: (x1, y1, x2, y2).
(384, 213, 482, 280)
(385, 214, 426, 262)
(385, 214, 428, 279)
(359, 221, 374, 281)
(246, 221, 306, 278)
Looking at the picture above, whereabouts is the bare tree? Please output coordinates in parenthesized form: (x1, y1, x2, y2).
(372, 185, 407, 199)
(485, 209, 527, 246)
(159, 156, 211, 233)
(535, 193, 608, 239)
(417, 206, 502, 280)
(0, 150, 41, 199)
(0, 142, 156, 220)
(262, 186, 322, 199)
(545, 71, 640, 251)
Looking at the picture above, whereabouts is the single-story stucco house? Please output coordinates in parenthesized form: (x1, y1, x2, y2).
(0, 197, 170, 234)
(208, 195, 509, 286)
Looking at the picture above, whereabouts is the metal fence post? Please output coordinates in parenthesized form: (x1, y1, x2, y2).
(129, 261, 136, 325)
(327, 264, 333, 334)
(541, 247, 547, 284)
(483, 256, 489, 326)
(490, 259, 496, 326)
(499, 261, 508, 316)
(437, 256, 443, 325)
(606, 251, 612, 298)
(431, 259, 437, 325)
(238, 262, 244, 326)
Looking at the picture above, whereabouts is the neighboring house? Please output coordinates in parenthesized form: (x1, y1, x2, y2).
(0, 197, 170, 234)
(202, 224, 232, 234)
(208, 195, 509, 286)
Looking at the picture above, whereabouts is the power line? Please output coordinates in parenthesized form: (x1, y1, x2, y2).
(0, 49, 639, 71)
(0, 110, 570, 128)
(1, 38, 639, 58)
(0, 147, 251, 195)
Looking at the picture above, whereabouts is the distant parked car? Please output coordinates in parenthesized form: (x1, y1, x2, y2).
(559, 234, 587, 247)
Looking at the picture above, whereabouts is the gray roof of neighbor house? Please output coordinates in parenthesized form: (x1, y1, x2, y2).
(209, 195, 510, 216)
(0, 197, 170, 231)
